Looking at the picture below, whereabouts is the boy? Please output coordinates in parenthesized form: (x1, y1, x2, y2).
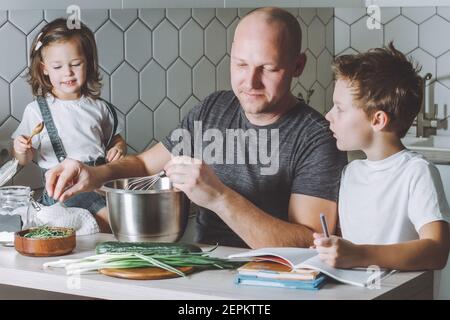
(315, 43, 450, 271)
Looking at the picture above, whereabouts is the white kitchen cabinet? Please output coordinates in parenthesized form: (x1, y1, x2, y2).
(435, 164, 450, 300)
(0, 0, 122, 9)
(367, 0, 450, 7)
(436, 164, 450, 202)
(2, 0, 450, 9)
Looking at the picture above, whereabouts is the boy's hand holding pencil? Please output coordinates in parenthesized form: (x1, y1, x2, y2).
(313, 213, 364, 269)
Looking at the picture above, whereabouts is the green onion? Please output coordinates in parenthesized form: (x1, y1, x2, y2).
(43, 249, 242, 277)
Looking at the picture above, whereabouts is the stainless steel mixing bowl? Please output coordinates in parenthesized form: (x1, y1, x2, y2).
(101, 177, 189, 242)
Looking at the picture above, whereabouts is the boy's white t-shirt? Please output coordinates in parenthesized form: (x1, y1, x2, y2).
(12, 95, 122, 169)
(339, 149, 450, 245)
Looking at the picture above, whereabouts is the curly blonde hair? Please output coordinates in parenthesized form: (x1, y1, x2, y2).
(27, 18, 102, 99)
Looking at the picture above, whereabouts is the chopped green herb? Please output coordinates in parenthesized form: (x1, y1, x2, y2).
(24, 226, 72, 239)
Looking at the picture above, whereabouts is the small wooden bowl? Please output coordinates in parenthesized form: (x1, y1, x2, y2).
(14, 227, 76, 257)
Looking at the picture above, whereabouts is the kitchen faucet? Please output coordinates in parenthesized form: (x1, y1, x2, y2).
(415, 73, 440, 138)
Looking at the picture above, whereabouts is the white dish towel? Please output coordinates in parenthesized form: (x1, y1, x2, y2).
(33, 202, 100, 235)
(1, 202, 100, 243)
(5, 202, 100, 236)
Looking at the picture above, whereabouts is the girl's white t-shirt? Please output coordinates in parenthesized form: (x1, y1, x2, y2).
(339, 149, 450, 245)
(12, 95, 122, 169)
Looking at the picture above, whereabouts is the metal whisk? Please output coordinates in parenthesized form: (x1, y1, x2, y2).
(125, 170, 166, 191)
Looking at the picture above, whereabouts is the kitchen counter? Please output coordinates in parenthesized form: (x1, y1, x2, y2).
(0, 233, 433, 300)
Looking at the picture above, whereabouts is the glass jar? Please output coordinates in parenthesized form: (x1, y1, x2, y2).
(0, 186, 32, 232)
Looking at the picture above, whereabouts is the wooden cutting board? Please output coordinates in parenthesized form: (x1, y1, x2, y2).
(99, 266, 195, 280)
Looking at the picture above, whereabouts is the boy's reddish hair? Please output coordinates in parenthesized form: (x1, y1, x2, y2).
(332, 42, 423, 138)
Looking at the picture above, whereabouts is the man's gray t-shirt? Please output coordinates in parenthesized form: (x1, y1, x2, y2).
(162, 90, 347, 247)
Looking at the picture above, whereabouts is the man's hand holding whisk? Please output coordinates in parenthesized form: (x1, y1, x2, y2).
(164, 156, 229, 212)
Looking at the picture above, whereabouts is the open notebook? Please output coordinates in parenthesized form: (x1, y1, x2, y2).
(228, 247, 395, 288)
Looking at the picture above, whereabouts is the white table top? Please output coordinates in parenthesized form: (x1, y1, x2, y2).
(0, 233, 433, 300)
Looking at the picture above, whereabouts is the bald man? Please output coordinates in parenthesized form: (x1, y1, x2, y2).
(45, 7, 347, 248)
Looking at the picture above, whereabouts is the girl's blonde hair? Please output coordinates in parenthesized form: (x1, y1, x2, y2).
(27, 18, 102, 99)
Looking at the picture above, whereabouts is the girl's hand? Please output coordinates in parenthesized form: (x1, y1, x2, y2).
(106, 146, 125, 162)
(313, 233, 363, 269)
(13, 135, 32, 154)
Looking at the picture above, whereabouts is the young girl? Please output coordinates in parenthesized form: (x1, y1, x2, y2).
(11, 18, 127, 233)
